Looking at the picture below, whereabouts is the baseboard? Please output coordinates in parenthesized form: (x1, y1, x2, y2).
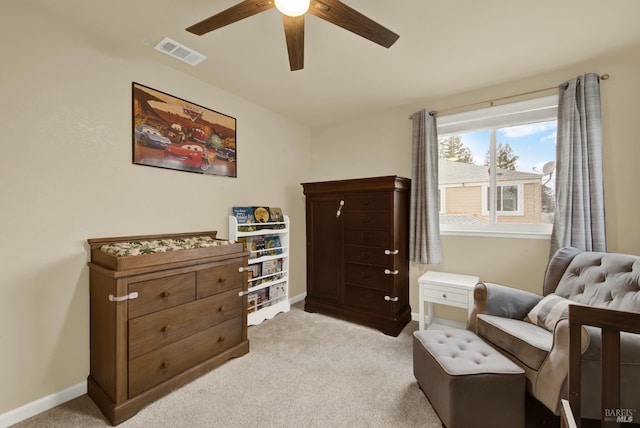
(0, 381, 87, 428)
(411, 312, 466, 330)
(289, 292, 306, 305)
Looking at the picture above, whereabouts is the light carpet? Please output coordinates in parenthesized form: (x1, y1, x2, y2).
(12, 302, 442, 427)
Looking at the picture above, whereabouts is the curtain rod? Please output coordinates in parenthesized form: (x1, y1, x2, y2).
(409, 73, 609, 119)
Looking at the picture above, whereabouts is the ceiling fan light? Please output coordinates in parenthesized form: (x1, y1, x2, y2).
(274, 0, 310, 17)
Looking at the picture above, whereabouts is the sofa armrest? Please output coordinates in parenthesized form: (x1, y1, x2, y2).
(535, 318, 590, 415)
(468, 282, 542, 331)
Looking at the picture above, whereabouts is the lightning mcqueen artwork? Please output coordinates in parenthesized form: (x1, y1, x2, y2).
(164, 143, 216, 171)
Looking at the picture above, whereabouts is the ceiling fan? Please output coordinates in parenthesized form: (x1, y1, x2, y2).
(186, 0, 399, 71)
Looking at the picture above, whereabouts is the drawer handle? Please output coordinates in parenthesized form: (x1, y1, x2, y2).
(161, 291, 171, 299)
(238, 267, 246, 273)
(161, 325, 171, 333)
(360, 234, 371, 242)
(384, 249, 399, 255)
(384, 269, 399, 275)
(218, 277, 226, 283)
(384, 295, 399, 302)
(442, 294, 447, 299)
(361, 199, 370, 206)
(161, 361, 170, 369)
(361, 252, 370, 259)
(218, 336, 226, 343)
(108, 292, 138, 302)
(218, 305, 225, 312)
(362, 217, 371, 224)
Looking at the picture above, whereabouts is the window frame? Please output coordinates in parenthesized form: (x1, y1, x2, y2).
(437, 95, 558, 239)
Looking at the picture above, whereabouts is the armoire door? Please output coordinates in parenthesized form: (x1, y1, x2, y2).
(305, 195, 343, 304)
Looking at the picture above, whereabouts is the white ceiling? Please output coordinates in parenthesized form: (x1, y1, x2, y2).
(29, 0, 640, 128)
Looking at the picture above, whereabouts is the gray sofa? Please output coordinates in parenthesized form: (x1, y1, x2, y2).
(468, 247, 640, 419)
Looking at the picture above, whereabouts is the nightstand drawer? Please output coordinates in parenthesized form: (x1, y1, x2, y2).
(423, 285, 469, 306)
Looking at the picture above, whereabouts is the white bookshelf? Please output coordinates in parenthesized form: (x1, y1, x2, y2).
(229, 214, 291, 325)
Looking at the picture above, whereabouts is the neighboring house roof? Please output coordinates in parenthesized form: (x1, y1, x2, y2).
(440, 214, 488, 225)
(439, 159, 542, 185)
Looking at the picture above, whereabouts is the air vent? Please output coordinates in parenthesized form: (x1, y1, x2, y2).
(154, 37, 206, 66)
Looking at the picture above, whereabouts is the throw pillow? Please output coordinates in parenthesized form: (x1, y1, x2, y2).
(525, 293, 575, 332)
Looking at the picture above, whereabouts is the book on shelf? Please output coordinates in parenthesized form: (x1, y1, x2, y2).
(247, 293, 258, 313)
(252, 206, 270, 229)
(256, 288, 270, 308)
(264, 235, 282, 256)
(239, 236, 265, 259)
(261, 258, 283, 281)
(269, 282, 287, 304)
(246, 264, 261, 283)
(232, 206, 257, 232)
(268, 207, 285, 228)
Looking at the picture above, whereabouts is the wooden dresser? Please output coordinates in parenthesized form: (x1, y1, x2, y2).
(87, 231, 249, 425)
(301, 176, 411, 336)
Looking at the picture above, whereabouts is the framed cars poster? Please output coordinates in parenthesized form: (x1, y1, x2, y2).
(132, 82, 237, 177)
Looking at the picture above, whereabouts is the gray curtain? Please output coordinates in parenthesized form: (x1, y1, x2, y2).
(550, 73, 606, 256)
(410, 109, 442, 264)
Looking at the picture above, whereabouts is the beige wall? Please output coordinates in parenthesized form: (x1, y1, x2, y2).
(310, 41, 640, 323)
(0, 6, 311, 415)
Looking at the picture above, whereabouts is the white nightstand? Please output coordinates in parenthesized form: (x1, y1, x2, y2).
(418, 271, 479, 330)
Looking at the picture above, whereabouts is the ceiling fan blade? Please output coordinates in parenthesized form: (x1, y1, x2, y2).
(186, 0, 275, 35)
(308, 0, 399, 48)
(283, 15, 305, 71)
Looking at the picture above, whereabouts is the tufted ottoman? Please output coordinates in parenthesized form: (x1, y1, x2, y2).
(413, 329, 525, 428)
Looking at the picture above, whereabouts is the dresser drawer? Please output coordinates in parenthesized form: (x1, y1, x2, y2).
(128, 317, 243, 397)
(128, 289, 242, 359)
(197, 261, 244, 299)
(344, 263, 395, 291)
(344, 245, 398, 266)
(128, 272, 196, 319)
(344, 284, 394, 315)
(423, 284, 469, 306)
(343, 193, 390, 211)
(343, 211, 390, 230)
(343, 229, 390, 247)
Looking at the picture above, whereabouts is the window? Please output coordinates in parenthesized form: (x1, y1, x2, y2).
(437, 96, 558, 237)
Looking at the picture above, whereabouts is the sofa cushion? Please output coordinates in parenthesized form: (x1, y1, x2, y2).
(525, 293, 575, 332)
(554, 251, 640, 311)
(477, 314, 552, 370)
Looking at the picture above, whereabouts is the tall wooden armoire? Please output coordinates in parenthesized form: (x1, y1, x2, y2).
(301, 176, 411, 336)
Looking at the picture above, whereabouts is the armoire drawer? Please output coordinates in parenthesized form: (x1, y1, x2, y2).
(128, 272, 196, 319)
(343, 193, 390, 211)
(344, 263, 395, 290)
(343, 211, 391, 230)
(344, 245, 397, 266)
(344, 284, 394, 315)
(128, 317, 243, 397)
(128, 289, 243, 359)
(196, 260, 244, 299)
(343, 229, 390, 247)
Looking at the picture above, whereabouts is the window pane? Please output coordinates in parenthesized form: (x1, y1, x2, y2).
(494, 121, 556, 224)
(501, 185, 518, 211)
(438, 131, 490, 226)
